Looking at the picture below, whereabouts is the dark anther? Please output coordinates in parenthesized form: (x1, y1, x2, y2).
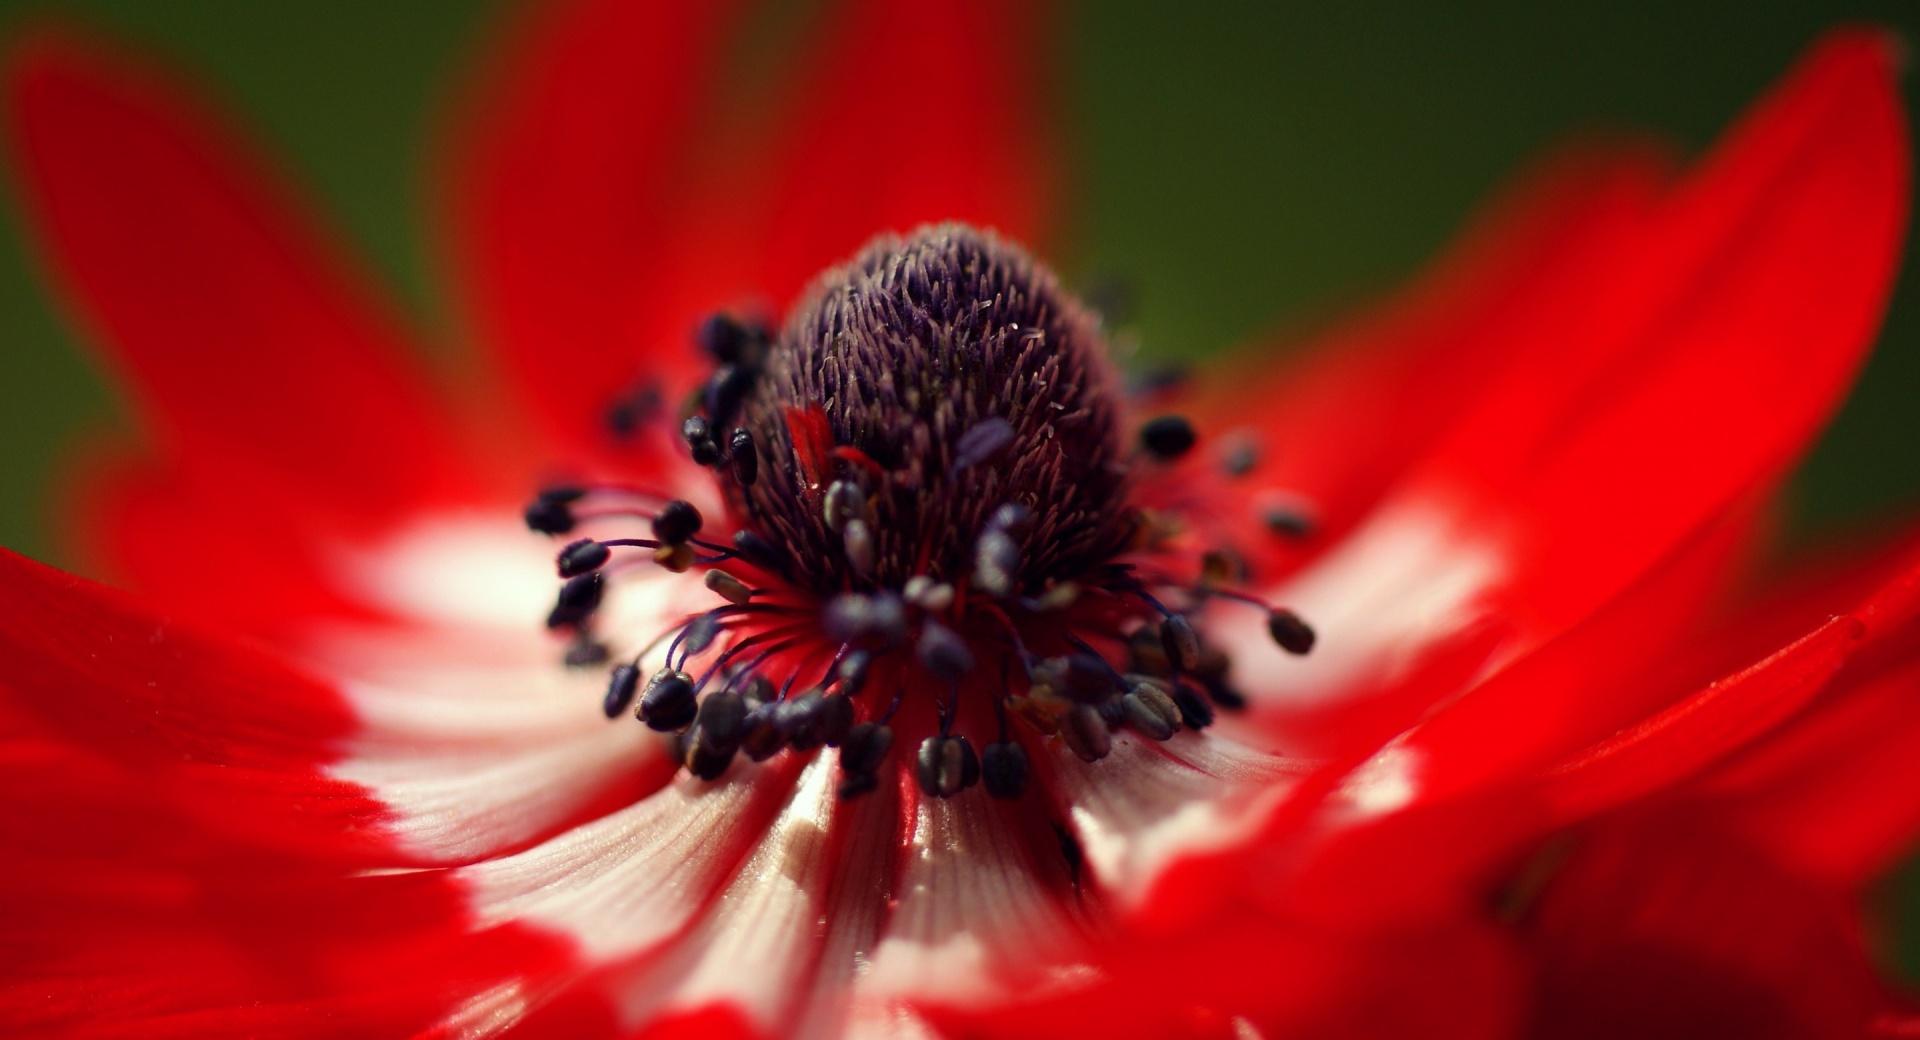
(603, 664, 641, 718)
(729, 428, 759, 486)
(1221, 436, 1260, 477)
(1097, 697, 1126, 728)
(1160, 615, 1202, 672)
(840, 722, 894, 775)
(704, 569, 753, 605)
(1127, 628, 1172, 676)
(1061, 703, 1113, 762)
(697, 312, 760, 366)
(681, 613, 720, 656)
(836, 651, 873, 695)
(818, 693, 856, 747)
(741, 707, 787, 761)
(604, 383, 662, 439)
(1171, 685, 1215, 729)
(1203, 678, 1248, 712)
(637, 670, 697, 731)
(682, 415, 721, 466)
(777, 691, 831, 751)
(1122, 683, 1181, 741)
(537, 484, 588, 505)
(547, 572, 605, 629)
(823, 479, 868, 533)
(1139, 415, 1198, 460)
(973, 527, 1020, 597)
(651, 499, 703, 545)
(1267, 609, 1317, 655)
(704, 365, 755, 430)
(842, 518, 876, 576)
(915, 735, 980, 799)
(917, 621, 975, 679)
(1262, 504, 1317, 540)
(693, 690, 749, 746)
(824, 593, 908, 647)
(685, 691, 749, 780)
(557, 538, 611, 577)
(524, 497, 576, 535)
(563, 636, 610, 668)
(740, 674, 777, 707)
(952, 417, 1016, 472)
(1042, 652, 1117, 703)
(981, 741, 1029, 799)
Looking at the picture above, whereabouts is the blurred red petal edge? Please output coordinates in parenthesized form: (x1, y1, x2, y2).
(1545, 535, 1920, 825)
(1180, 141, 1672, 566)
(1518, 820, 1903, 1040)
(1450, 27, 1909, 637)
(2, 28, 475, 525)
(436, 0, 747, 458)
(0, 550, 576, 1038)
(0, 547, 388, 860)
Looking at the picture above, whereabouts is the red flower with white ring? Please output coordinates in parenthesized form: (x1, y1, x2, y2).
(2, 3, 1916, 1037)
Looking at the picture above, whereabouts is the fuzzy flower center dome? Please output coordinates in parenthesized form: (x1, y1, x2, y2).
(735, 225, 1133, 593)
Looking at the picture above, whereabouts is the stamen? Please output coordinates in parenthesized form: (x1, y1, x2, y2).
(651, 500, 703, 545)
(1138, 414, 1197, 460)
(981, 740, 1029, 799)
(637, 670, 697, 730)
(915, 735, 980, 798)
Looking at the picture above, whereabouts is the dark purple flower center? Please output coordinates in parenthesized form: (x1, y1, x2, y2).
(525, 223, 1316, 803)
(733, 225, 1134, 594)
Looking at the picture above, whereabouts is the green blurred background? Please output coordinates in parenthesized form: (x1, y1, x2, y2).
(4, 1, 1920, 557)
(1, 0, 1918, 972)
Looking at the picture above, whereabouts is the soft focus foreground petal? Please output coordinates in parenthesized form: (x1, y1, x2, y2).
(0, 550, 564, 1037)
(0, 548, 386, 861)
(1183, 144, 1670, 569)
(1714, 656, 1920, 886)
(927, 909, 1523, 1040)
(1457, 29, 1909, 637)
(442, 0, 1057, 460)
(316, 515, 704, 866)
(4, 30, 475, 526)
(439, 0, 744, 460)
(1231, 30, 1907, 728)
(1517, 820, 1901, 1039)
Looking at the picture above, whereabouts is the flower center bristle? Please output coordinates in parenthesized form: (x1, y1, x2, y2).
(734, 225, 1133, 594)
(524, 223, 1316, 804)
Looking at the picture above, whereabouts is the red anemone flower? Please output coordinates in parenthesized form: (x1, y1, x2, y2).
(2, 3, 1917, 1038)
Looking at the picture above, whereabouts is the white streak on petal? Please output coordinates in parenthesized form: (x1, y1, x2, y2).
(459, 765, 791, 959)
(314, 512, 711, 863)
(336, 513, 560, 630)
(1226, 501, 1503, 707)
(858, 789, 1088, 1005)
(610, 755, 842, 1030)
(1336, 741, 1424, 819)
(1052, 731, 1298, 910)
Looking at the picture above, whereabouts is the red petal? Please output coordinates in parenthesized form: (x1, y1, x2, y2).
(1185, 142, 1670, 566)
(0, 550, 568, 1035)
(1424, 30, 1908, 634)
(1717, 657, 1920, 886)
(4, 30, 474, 527)
(438, 0, 746, 461)
(1518, 819, 1902, 1039)
(441, 0, 1059, 459)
